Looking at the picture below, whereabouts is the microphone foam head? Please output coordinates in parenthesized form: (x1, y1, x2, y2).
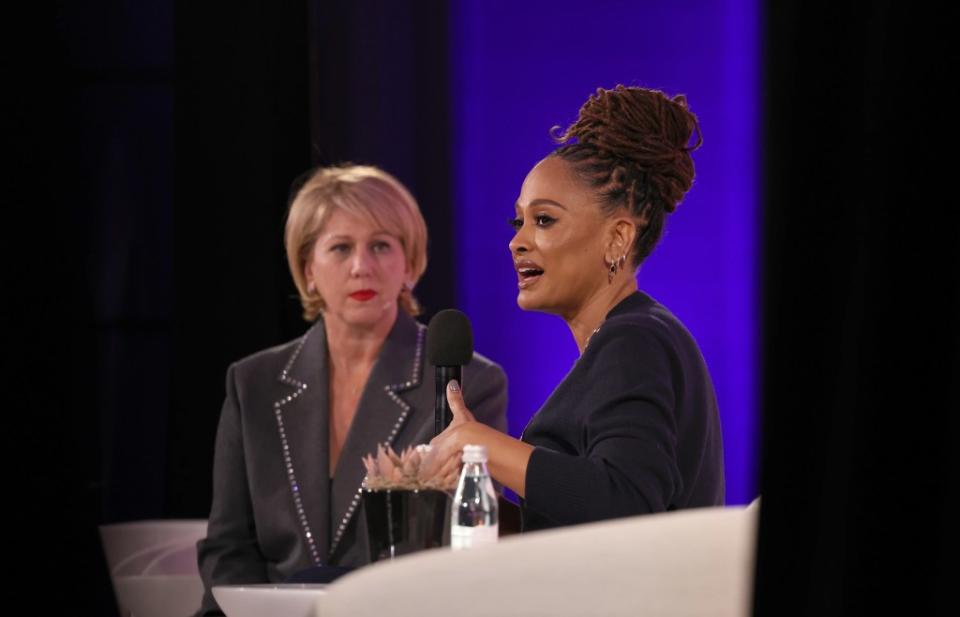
(426, 309, 474, 366)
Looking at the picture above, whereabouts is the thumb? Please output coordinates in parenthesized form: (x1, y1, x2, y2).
(446, 380, 474, 424)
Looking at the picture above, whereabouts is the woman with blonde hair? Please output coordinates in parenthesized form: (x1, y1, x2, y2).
(196, 165, 507, 615)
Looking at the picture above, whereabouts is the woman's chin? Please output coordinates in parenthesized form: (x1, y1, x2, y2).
(334, 302, 397, 329)
(516, 289, 545, 312)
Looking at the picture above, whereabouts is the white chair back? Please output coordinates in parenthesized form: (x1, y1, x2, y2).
(315, 505, 759, 617)
(99, 519, 207, 617)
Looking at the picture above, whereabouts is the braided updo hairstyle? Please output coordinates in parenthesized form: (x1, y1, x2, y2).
(552, 85, 702, 266)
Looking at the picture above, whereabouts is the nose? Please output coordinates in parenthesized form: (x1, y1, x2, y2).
(350, 247, 375, 277)
(509, 223, 530, 256)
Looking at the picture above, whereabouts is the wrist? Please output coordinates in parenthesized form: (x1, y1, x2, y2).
(454, 421, 483, 451)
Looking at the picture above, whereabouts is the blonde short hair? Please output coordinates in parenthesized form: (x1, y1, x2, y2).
(285, 165, 428, 321)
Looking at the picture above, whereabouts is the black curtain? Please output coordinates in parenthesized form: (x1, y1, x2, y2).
(10, 2, 175, 615)
(168, 0, 314, 519)
(754, 3, 957, 615)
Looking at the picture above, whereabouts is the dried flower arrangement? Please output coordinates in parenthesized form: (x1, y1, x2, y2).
(362, 443, 459, 491)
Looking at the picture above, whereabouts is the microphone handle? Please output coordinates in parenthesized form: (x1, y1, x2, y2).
(434, 365, 462, 436)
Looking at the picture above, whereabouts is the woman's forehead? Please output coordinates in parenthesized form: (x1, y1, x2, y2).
(320, 207, 395, 237)
(517, 157, 598, 212)
(523, 157, 579, 192)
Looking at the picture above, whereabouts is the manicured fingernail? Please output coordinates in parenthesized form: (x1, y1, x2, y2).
(448, 380, 460, 392)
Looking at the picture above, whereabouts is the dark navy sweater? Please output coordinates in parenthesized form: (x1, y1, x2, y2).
(520, 291, 725, 531)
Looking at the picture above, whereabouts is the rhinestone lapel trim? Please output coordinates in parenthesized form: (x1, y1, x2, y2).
(272, 332, 321, 565)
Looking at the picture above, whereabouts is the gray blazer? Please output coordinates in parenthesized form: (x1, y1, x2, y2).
(196, 313, 508, 615)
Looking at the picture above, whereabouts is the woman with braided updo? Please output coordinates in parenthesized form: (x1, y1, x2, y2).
(431, 85, 724, 530)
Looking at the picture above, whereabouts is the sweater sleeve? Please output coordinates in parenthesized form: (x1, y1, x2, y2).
(523, 322, 683, 526)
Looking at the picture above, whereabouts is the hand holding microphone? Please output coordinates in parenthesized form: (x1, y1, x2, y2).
(443, 379, 477, 426)
(425, 309, 474, 437)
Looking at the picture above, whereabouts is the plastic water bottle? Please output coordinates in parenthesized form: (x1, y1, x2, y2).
(450, 444, 498, 550)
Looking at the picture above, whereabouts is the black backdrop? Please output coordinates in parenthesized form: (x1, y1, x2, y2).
(755, 2, 956, 615)
(8, 2, 957, 616)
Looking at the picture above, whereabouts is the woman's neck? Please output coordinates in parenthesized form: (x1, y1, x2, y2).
(565, 277, 637, 354)
(323, 310, 397, 373)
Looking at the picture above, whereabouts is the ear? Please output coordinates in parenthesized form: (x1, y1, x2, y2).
(304, 261, 315, 292)
(605, 216, 638, 263)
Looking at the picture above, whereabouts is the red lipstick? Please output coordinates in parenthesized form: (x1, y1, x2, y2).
(349, 289, 377, 302)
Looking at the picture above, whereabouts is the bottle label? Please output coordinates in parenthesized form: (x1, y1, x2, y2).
(450, 524, 499, 550)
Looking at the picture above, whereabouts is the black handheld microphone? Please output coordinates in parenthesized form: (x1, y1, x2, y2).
(425, 309, 474, 437)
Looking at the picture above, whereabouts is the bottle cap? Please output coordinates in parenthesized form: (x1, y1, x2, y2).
(461, 444, 488, 463)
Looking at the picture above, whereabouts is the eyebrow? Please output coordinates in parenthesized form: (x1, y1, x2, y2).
(323, 231, 393, 242)
(515, 198, 568, 211)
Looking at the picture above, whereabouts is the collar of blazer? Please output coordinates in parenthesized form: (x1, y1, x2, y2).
(272, 311, 426, 564)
